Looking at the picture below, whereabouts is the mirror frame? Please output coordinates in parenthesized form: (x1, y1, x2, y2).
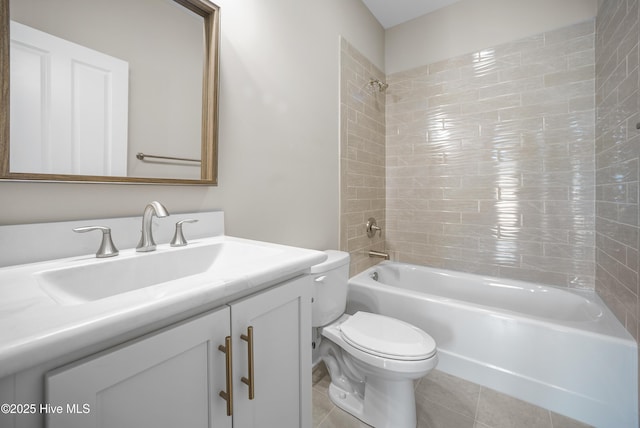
(0, 0, 220, 185)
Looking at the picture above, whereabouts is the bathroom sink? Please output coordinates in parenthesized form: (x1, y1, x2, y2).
(36, 240, 281, 305)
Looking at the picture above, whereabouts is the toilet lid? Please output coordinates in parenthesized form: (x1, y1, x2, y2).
(339, 312, 436, 360)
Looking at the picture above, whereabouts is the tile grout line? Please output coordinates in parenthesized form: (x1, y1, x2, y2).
(315, 408, 331, 428)
(474, 386, 484, 427)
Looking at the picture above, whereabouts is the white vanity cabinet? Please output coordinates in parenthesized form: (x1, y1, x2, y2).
(46, 307, 232, 428)
(44, 275, 312, 428)
(230, 276, 312, 428)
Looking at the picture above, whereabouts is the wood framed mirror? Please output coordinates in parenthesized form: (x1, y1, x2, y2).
(0, 0, 219, 185)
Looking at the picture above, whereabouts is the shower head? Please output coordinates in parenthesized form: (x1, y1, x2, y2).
(368, 78, 388, 92)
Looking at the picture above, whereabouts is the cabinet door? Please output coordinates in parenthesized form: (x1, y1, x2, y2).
(231, 276, 312, 428)
(45, 308, 232, 428)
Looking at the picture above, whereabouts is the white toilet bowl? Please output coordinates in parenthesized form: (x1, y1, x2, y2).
(311, 251, 438, 428)
(319, 312, 437, 428)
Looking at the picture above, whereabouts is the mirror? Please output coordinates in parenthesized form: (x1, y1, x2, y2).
(0, 0, 219, 184)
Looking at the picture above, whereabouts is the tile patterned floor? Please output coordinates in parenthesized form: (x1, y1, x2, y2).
(312, 364, 593, 428)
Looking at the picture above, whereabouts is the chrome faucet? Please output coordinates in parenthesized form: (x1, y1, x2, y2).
(136, 201, 170, 252)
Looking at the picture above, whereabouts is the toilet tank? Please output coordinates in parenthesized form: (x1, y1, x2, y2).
(310, 250, 350, 327)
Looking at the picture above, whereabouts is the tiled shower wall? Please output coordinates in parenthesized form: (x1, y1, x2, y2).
(339, 5, 639, 415)
(385, 21, 596, 289)
(340, 38, 386, 275)
(595, 0, 640, 341)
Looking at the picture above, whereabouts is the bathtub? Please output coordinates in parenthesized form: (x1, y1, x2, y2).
(347, 261, 638, 428)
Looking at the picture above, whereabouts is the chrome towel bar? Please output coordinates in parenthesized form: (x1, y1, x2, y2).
(136, 152, 201, 163)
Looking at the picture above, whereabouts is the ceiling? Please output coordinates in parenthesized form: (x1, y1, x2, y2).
(361, 0, 462, 29)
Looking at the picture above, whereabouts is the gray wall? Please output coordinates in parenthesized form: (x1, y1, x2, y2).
(1, 0, 384, 253)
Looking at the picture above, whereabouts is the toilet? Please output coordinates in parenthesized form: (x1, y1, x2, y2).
(311, 250, 438, 428)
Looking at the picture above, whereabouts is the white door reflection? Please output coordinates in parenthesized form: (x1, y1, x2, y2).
(10, 21, 129, 176)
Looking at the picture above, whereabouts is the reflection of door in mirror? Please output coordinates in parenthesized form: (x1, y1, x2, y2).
(10, 21, 129, 176)
(4, 0, 219, 183)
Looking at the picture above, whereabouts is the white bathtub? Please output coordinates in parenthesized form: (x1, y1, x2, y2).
(347, 261, 638, 428)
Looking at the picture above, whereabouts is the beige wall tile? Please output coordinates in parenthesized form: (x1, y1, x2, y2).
(596, 0, 640, 407)
(340, 39, 387, 274)
(340, 14, 639, 397)
(385, 20, 596, 289)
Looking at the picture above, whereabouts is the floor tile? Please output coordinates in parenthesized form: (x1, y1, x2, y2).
(417, 399, 475, 428)
(415, 369, 480, 419)
(317, 407, 372, 428)
(550, 411, 594, 428)
(313, 388, 334, 427)
(312, 364, 592, 428)
(475, 387, 552, 428)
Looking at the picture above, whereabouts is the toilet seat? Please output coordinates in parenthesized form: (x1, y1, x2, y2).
(321, 313, 438, 375)
(339, 312, 436, 361)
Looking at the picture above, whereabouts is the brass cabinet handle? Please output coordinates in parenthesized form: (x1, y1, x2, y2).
(240, 326, 255, 400)
(218, 336, 233, 416)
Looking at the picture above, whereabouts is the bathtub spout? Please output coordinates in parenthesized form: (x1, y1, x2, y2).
(368, 250, 389, 260)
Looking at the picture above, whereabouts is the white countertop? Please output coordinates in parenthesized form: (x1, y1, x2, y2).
(0, 235, 326, 378)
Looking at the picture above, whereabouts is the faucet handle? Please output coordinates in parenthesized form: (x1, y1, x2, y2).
(170, 219, 198, 247)
(366, 217, 382, 238)
(73, 226, 119, 258)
